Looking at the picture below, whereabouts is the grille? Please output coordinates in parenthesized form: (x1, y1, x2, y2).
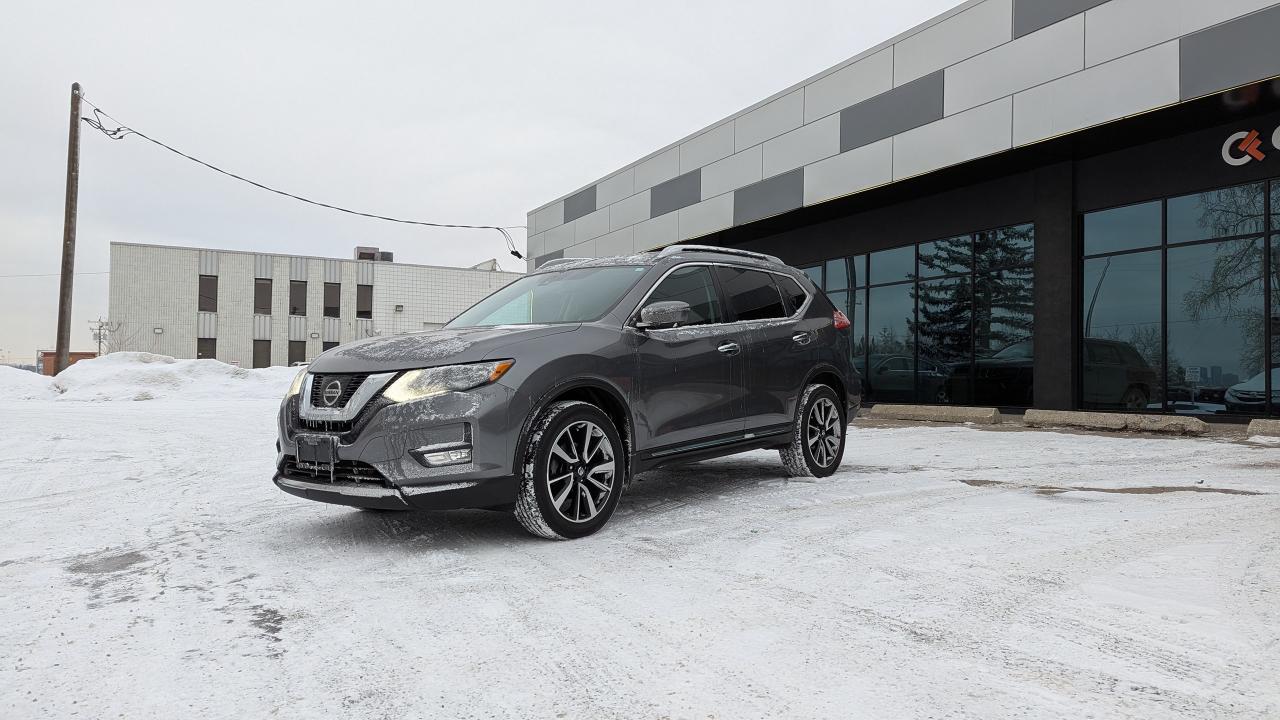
(308, 373, 370, 410)
(280, 456, 388, 486)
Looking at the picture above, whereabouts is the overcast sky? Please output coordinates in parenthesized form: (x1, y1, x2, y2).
(0, 0, 958, 361)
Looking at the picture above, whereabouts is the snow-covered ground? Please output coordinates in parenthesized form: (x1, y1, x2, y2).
(2, 357, 1279, 719)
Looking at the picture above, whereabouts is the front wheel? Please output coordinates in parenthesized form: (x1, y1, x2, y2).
(514, 401, 625, 540)
(780, 384, 846, 478)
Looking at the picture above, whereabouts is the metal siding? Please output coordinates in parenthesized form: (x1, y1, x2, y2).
(290, 256, 309, 280)
(357, 261, 374, 285)
(649, 169, 702, 217)
(289, 315, 308, 341)
(732, 169, 804, 226)
(839, 71, 945, 153)
(1179, 4, 1280, 100)
(1012, 0, 1107, 38)
(563, 185, 597, 223)
(253, 314, 272, 340)
(254, 254, 273, 278)
(324, 260, 342, 283)
(196, 312, 218, 338)
(323, 316, 341, 342)
(198, 250, 219, 275)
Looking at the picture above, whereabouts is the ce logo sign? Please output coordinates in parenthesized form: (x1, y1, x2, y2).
(1221, 127, 1279, 166)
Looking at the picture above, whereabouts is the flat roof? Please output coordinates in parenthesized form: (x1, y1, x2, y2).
(109, 241, 525, 276)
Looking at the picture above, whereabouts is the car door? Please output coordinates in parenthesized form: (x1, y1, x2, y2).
(712, 265, 808, 432)
(878, 356, 915, 401)
(631, 264, 746, 451)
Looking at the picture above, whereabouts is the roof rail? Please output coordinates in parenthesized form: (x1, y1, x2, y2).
(657, 244, 783, 265)
(536, 257, 588, 270)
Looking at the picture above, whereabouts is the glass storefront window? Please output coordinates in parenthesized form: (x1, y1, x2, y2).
(916, 276, 972, 404)
(866, 283, 916, 403)
(1271, 238, 1279, 415)
(976, 223, 1034, 271)
(825, 258, 849, 291)
(972, 269, 1035, 407)
(1167, 238, 1264, 414)
(1082, 251, 1162, 410)
(800, 265, 822, 286)
(1083, 201, 1161, 256)
(852, 288, 867, 357)
(918, 236, 971, 278)
(870, 246, 916, 285)
(1167, 183, 1264, 245)
(851, 255, 867, 288)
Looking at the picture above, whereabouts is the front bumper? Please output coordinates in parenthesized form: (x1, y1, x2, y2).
(275, 382, 520, 510)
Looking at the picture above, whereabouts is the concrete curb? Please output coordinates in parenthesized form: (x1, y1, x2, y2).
(1023, 409, 1209, 436)
(865, 404, 1002, 425)
(1247, 419, 1280, 437)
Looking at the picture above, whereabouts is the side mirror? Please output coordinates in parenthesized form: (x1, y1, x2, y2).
(636, 301, 691, 330)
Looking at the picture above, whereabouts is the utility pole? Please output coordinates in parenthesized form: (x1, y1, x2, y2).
(55, 82, 83, 374)
(89, 317, 109, 355)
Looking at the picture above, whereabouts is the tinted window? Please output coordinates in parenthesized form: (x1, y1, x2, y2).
(918, 236, 970, 278)
(198, 275, 218, 313)
(800, 266, 822, 285)
(976, 224, 1034, 271)
(288, 340, 307, 366)
(870, 246, 915, 285)
(289, 281, 306, 316)
(322, 341, 339, 352)
(824, 259, 848, 290)
(324, 283, 340, 318)
(1083, 201, 1160, 255)
(776, 275, 808, 314)
(196, 337, 216, 360)
(1167, 183, 1264, 245)
(252, 340, 271, 369)
(449, 266, 646, 327)
(1082, 250, 1161, 409)
(850, 255, 867, 288)
(254, 278, 272, 315)
(356, 284, 373, 320)
(714, 267, 787, 321)
(917, 276, 971, 404)
(643, 266, 723, 325)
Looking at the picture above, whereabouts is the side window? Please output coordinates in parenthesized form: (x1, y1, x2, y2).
(714, 267, 787, 321)
(776, 275, 808, 314)
(884, 357, 910, 372)
(643, 266, 723, 326)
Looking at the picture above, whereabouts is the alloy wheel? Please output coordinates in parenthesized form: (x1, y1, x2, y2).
(806, 397, 842, 468)
(546, 420, 616, 523)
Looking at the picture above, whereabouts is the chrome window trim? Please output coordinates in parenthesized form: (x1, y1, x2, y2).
(299, 371, 397, 422)
(629, 261, 811, 328)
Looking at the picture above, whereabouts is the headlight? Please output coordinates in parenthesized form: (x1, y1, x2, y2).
(285, 367, 308, 398)
(382, 360, 515, 403)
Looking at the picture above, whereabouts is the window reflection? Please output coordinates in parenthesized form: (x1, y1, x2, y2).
(976, 224, 1034, 271)
(968, 269, 1035, 406)
(1271, 239, 1280, 415)
(825, 258, 849, 291)
(870, 246, 916, 285)
(850, 255, 866, 288)
(865, 283, 916, 402)
(1083, 251, 1162, 409)
(1167, 239, 1264, 414)
(916, 276, 972, 404)
(1166, 183, 1264, 245)
(918, 236, 971, 278)
(1083, 201, 1160, 255)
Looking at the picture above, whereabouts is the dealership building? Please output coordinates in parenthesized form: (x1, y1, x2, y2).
(108, 243, 521, 368)
(527, 0, 1280, 418)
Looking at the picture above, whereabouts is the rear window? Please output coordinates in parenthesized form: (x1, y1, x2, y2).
(775, 275, 808, 314)
(714, 267, 787, 321)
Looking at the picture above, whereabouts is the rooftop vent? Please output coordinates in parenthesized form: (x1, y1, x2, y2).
(354, 246, 394, 262)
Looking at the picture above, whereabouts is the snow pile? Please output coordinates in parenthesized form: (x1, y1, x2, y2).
(0, 365, 56, 400)
(45, 352, 297, 402)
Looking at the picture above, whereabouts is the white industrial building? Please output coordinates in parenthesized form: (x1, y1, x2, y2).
(107, 243, 522, 368)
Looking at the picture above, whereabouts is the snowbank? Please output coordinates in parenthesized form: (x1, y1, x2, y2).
(0, 365, 56, 400)
(6, 352, 298, 402)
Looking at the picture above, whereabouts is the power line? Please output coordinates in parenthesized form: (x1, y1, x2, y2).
(79, 97, 526, 260)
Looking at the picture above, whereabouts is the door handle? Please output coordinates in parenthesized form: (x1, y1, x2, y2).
(792, 332, 812, 346)
(717, 342, 740, 356)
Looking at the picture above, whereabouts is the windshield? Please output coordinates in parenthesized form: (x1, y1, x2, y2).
(992, 341, 1033, 359)
(447, 266, 647, 328)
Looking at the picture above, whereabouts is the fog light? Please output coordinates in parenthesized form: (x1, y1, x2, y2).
(416, 447, 472, 467)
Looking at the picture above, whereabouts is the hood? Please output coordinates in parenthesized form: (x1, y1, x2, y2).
(1229, 368, 1280, 393)
(307, 325, 579, 374)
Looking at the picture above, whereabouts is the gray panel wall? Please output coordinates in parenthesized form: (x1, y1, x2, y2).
(198, 250, 219, 276)
(254, 254, 273, 279)
(527, 0, 1280, 267)
(196, 312, 218, 339)
(289, 256, 309, 281)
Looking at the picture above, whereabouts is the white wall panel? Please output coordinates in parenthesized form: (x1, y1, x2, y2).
(610, 189, 651, 231)
(802, 138, 893, 206)
(677, 194, 734, 239)
(700, 146, 762, 200)
(893, 97, 1012, 179)
(1085, 0, 1278, 67)
(632, 211, 679, 251)
(595, 227, 636, 257)
(893, 0, 1013, 86)
(1012, 41, 1180, 146)
(633, 147, 680, 192)
(733, 89, 803, 152)
(575, 207, 610, 242)
(679, 122, 735, 172)
(944, 14, 1084, 115)
(596, 169, 635, 207)
(762, 113, 840, 178)
(804, 48, 894, 123)
(532, 202, 563, 234)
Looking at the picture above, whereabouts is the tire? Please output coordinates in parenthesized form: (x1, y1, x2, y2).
(514, 401, 625, 540)
(779, 384, 846, 478)
(1121, 386, 1148, 410)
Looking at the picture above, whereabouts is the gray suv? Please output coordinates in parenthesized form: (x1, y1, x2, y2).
(274, 245, 860, 539)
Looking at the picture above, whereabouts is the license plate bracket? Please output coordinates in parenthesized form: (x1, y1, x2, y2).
(296, 434, 338, 476)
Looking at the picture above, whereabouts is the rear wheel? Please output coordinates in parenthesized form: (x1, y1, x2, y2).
(1121, 386, 1148, 410)
(780, 384, 846, 478)
(514, 401, 624, 540)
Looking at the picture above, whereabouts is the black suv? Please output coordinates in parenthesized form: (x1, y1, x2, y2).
(275, 245, 860, 539)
